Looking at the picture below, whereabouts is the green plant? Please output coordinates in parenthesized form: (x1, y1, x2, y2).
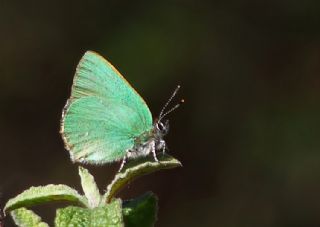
(4, 154, 181, 226)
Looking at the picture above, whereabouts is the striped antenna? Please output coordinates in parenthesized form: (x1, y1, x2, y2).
(158, 99, 184, 122)
(158, 85, 183, 122)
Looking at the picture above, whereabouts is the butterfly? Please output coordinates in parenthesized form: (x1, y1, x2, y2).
(60, 51, 182, 171)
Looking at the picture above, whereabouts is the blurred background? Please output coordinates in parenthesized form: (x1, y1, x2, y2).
(1, 0, 320, 226)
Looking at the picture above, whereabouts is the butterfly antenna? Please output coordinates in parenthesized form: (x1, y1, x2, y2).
(159, 85, 181, 120)
(159, 99, 184, 122)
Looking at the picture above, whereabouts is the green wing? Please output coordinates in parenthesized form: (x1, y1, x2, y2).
(61, 51, 153, 164)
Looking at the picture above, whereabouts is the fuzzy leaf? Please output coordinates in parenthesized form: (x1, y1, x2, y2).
(123, 192, 158, 227)
(103, 154, 181, 203)
(78, 166, 101, 208)
(4, 184, 87, 213)
(55, 199, 123, 227)
(11, 207, 49, 227)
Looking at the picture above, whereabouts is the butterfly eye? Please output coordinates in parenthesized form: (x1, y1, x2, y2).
(157, 122, 165, 131)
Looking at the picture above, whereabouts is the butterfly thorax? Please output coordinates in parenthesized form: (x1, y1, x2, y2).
(133, 129, 154, 146)
(128, 120, 169, 159)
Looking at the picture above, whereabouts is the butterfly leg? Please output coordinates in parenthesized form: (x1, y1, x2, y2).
(160, 140, 166, 155)
(156, 139, 166, 155)
(118, 150, 130, 172)
(151, 140, 159, 162)
(118, 157, 126, 172)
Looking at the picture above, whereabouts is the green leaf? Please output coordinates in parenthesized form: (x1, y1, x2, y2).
(103, 154, 181, 203)
(123, 192, 158, 227)
(10, 207, 49, 227)
(78, 166, 101, 208)
(4, 184, 88, 213)
(55, 199, 123, 227)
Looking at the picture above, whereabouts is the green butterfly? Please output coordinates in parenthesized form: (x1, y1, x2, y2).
(60, 51, 181, 171)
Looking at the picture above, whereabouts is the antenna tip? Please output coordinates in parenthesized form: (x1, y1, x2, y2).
(180, 99, 185, 103)
(177, 85, 181, 88)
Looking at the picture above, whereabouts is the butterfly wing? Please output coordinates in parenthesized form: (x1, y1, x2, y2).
(61, 51, 153, 164)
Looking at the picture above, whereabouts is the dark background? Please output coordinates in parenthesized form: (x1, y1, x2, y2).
(1, 1, 320, 226)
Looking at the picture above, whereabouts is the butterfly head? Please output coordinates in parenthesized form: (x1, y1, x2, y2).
(155, 119, 170, 136)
